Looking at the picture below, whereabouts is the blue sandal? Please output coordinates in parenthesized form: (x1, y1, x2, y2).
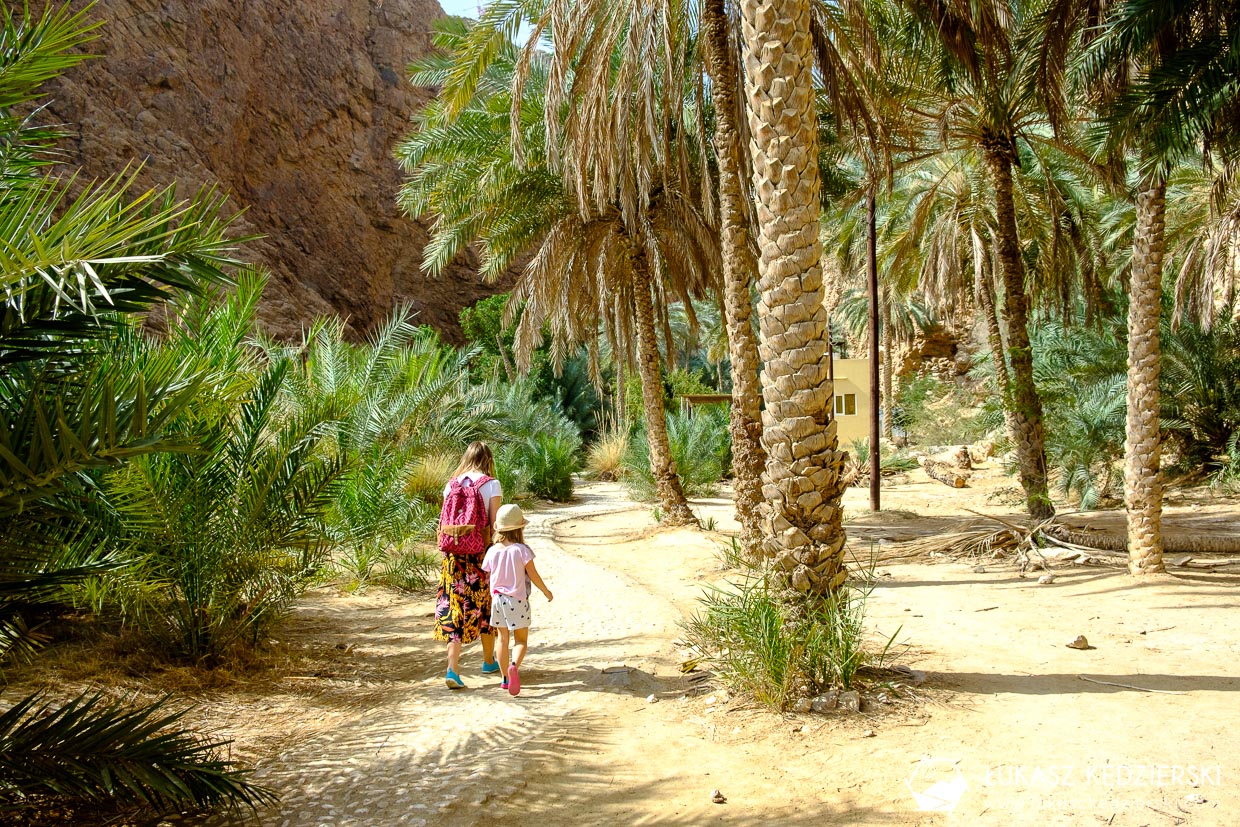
(481, 659, 501, 675)
(445, 669, 465, 689)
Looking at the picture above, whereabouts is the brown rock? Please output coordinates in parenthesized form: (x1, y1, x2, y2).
(41, 0, 513, 342)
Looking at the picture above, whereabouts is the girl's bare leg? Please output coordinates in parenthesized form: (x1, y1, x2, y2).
(481, 632, 495, 664)
(497, 628, 511, 674)
(512, 628, 530, 669)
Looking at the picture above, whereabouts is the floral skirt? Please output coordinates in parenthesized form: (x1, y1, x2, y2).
(433, 553, 492, 643)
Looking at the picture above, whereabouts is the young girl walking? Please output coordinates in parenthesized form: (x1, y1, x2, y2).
(481, 504, 553, 696)
(435, 441, 503, 689)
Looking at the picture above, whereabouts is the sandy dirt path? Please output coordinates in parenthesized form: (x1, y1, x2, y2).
(194, 480, 1240, 827)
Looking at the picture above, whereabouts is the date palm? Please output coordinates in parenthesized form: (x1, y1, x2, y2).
(399, 17, 712, 523)
(870, 0, 1060, 520)
(0, 4, 270, 814)
(1041, 0, 1240, 573)
(736, 0, 850, 595)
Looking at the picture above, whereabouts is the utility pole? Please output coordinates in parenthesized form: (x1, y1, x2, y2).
(867, 185, 881, 512)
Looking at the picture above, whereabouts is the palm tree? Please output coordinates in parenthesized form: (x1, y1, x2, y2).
(737, 0, 849, 595)
(1049, 0, 1240, 573)
(398, 18, 712, 524)
(864, 0, 1125, 521)
(702, 0, 768, 554)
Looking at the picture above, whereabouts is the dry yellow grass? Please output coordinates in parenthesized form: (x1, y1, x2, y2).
(586, 429, 628, 481)
(406, 452, 455, 504)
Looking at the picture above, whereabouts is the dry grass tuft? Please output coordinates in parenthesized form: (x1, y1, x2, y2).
(586, 429, 628, 481)
(406, 452, 455, 505)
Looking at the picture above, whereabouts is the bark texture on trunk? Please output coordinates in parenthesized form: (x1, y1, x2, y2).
(983, 141, 1054, 522)
(739, 0, 848, 596)
(973, 227, 1020, 447)
(632, 249, 697, 526)
(703, 0, 767, 557)
(1126, 175, 1166, 575)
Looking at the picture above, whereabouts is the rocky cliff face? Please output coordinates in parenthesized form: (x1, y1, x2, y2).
(39, 0, 507, 341)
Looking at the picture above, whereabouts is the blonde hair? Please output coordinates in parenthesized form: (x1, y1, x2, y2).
(497, 527, 525, 545)
(452, 441, 495, 478)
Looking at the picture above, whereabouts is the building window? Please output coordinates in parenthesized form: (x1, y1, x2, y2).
(834, 393, 857, 416)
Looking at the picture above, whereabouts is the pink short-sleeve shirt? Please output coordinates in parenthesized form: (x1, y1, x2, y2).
(481, 542, 535, 597)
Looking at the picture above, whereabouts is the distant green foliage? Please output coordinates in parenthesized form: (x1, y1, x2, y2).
(892, 373, 990, 446)
(459, 294, 604, 440)
(622, 409, 730, 501)
(1161, 313, 1240, 471)
(624, 366, 715, 422)
(459, 293, 516, 380)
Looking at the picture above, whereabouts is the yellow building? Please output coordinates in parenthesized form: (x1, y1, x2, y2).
(680, 356, 874, 446)
(829, 357, 872, 445)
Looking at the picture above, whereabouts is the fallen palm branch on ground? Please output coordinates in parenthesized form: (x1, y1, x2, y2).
(885, 511, 1240, 569)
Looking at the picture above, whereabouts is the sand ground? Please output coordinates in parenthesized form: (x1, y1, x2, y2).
(10, 468, 1240, 826)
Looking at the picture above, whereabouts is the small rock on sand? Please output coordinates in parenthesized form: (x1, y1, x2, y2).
(1066, 635, 1093, 650)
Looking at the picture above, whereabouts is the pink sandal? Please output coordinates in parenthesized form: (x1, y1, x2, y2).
(507, 664, 521, 696)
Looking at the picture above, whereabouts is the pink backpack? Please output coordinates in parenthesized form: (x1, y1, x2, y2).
(437, 475, 494, 555)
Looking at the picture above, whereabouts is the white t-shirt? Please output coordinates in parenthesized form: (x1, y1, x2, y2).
(443, 471, 502, 506)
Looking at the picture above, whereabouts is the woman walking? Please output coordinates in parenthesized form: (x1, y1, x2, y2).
(435, 441, 502, 688)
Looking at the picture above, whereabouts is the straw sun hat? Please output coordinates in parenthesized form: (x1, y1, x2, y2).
(494, 503, 528, 532)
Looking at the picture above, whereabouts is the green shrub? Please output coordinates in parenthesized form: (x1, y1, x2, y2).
(622, 410, 729, 501)
(505, 431, 581, 501)
(103, 357, 343, 662)
(372, 547, 440, 592)
(683, 567, 895, 709)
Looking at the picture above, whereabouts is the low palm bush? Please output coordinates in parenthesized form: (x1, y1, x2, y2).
(622, 409, 729, 501)
(0, 691, 274, 816)
(1161, 313, 1240, 472)
(683, 564, 894, 709)
(504, 431, 580, 501)
(103, 355, 343, 661)
(1045, 375, 1126, 508)
(323, 450, 436, 590)
(488, 381, 583, 501)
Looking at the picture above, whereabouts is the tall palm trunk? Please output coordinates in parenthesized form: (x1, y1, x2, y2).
(973, 227, 1019, 447)
(881, 292, 894, 441)
(1126, 172, 1166, 574)
(739, 0, 847, 596)
(703, 0, 766, 557)
(632, 245, 696, 525)
(983, 140, 1054, 521)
